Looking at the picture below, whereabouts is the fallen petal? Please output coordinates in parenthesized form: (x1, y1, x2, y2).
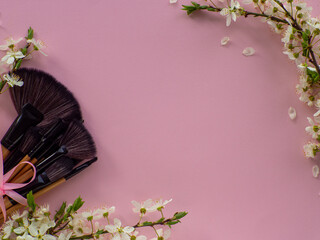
(221, 37, 230, 46)
(242, 47, 255, 56)
(312, 165, 319, 178)
(288, 107, 296, 120)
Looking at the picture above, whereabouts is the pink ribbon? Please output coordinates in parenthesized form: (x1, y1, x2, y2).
(0, 147, 36, 220)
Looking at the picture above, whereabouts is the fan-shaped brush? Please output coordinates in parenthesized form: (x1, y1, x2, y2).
(10, 68, 82, 131)
(35, 120, 96, 173)
(10, 120, 96, 182)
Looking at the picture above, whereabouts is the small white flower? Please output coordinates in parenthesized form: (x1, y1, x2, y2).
(148, 199, 172, 212)
(131, 199, 153, 214)
(105, 218, 134, 240)
(1, 50, 25, 64)
(220, 0, 240, 26)
(131, 231, 147, 240)
(3, 73, 24, 87)
(303, 142, 319, 158)
(27, 222, 56, 240)
(151, 229, 171, 240)
(0, 37, 23, 51)
(242, 47, 255, 56)
(220, 36, 230, 46)
(94, 206, 116, 218)
(169, 0, 177, 3)
(312, 165, 319, 178)
(288, 107, 296, 120)
(305, 117, 320, 139)
(27, 38, 47, 56)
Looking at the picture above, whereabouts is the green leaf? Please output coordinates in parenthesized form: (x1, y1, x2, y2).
(27, 191, 36, 212)
(15, 59, 22, 70)
(0, 80, 6, 92)
(72, 196, 84, 212)
(156, 217, 165, 223)
(191, 1, 200, 7)
(166, 220, 180, 226)
(21, 47, 27, 55)
(27, 27, 34, 40)
(142, 221, 153, 226)
(54, 201, 67, 220)
(173, 211, 188, 220)
(306, 67, 319, 86)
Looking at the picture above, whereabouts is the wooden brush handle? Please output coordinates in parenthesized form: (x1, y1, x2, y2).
(11, 158, 37, 183)
(17, 158, 37, 176)
(1, 145, 10, 160)
(7, 155, 31, 182)
(11, 169, 34, 183)
(0, 178, 66, 222)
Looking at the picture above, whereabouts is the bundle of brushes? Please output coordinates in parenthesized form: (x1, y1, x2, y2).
(0, 67, 97, 220)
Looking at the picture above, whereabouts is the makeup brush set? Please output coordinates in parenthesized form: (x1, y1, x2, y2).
(0, 68, 97, 219)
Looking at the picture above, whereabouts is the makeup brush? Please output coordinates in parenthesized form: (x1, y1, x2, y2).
(8, 119, 68, 179)
(10, 120, 96, 182)
(1, 103, 43, 159)
(1, 157, 97, 222)
(2, 156, 76, 212)
(10, 68, 82, 131)
(4, 127, 42, 174)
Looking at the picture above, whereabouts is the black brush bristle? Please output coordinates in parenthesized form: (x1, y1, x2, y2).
(10, 68, 82, 129)
(46, 156, 76, 182)
(18, 127, 42, 154)
(60, 120, 96, 160)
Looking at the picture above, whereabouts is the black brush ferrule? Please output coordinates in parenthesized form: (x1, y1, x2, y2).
(35, 146, 68, 174)
(65, 157, 98, 180)
(1, 103, 43, 151)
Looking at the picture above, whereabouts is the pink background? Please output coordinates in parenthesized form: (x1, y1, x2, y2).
(0, 0, 320, 239)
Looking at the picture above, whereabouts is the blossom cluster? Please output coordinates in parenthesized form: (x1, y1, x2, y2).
(182, 1, 320, 163)
(0, 194, 186, 240)
(0, 27, 46, 93)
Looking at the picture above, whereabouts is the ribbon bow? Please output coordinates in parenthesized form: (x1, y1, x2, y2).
(0, 147, 36, 220)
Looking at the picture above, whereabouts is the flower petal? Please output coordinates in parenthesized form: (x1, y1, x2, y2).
(312, 165, 319, 178)
(242, 47, 255, 56)
(288, 107, 296, 120)
(221, 37, 230, 46)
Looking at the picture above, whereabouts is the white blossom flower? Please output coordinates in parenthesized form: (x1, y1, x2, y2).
(150, 229, 171, 240)
(1, 50, 25, 64)
(0, 37, 23, 51)
(13, 216, 30, 235)
(220, 36, 230, 46)
(242, 47, 255, 56)
(27, 222, 56, 240)
(27, 38, 47, 56)
(305, 117, 320, 139)
(303, 142, 319, 158)
(3, 73, 24, 87)
(94, 205, 115, 218)
(169, 0, 177, 3)
(148, 199, 172, 212)
(2, 220, 13, 239)
(105, 218, 134, 240)
(220, 0, 240, 26)
(131, 199, 153, 214)
(288, 107, 296, 120)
